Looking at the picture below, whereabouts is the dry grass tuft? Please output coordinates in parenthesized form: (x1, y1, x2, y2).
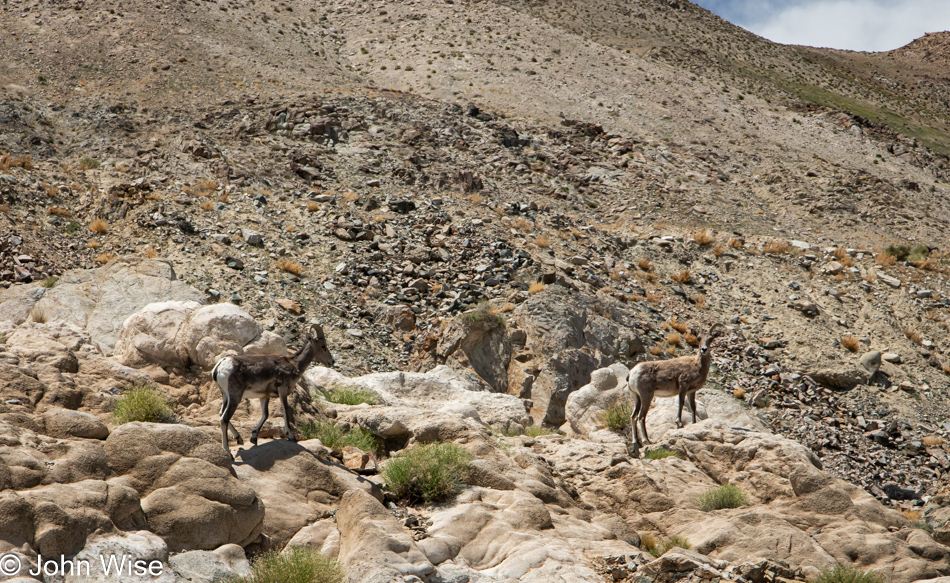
(0, 203, 9, 214)
(200, 200, 214, 211)
(637, 258, 653, 271)
(841, 335, 860, 352)
(85, 241, 102, 249)
(467, 193, 484, 204)
(95, 252, 116, 264)
(669, 318, 688, 333)
(923, 435, 943, 446)
(665, 345, 678, 356)
(692, 294, 706, 309)
(501, 302, 515, 312)
(693, 229, 714, 245)
(905, 328, 923, 344)
(276, 259, 304, 275)
(512, 218, 533, 231)
(144, 247, 158, 259)
(43, 182, 58, 197)
(876, 252, 896, 266)
(533, 234, 552, 248)
(833, 247, 848, 260)
(733, 387, 746, 399)
(47, 207, 71, 216)
(727, 237, 744, 249)
(0, 153, 33, 172)
(645, 291, 660, 304)
(342, 191, 358, 202)
(649, 344, 663, 356)
(713, 243, 725, 257)
(529, 281, 546, 295)
(915, 257, 937, 271)
(667, 332, 681, 346)
(187, 179, 218, 197)
(685, 332, 699, 346)
(671, 269, 692, 284)
(306, 200, 321, 212)
(763, 240, 788, 254)
(89, 218, 109, 233)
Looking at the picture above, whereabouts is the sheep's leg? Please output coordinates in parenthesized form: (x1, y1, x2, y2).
(688, 391, 698, 425)
(229, 422, 243, 445)
(251, 398, 269, 446)
(639, 390, 655, 445)
(676, 379, 686, 428)
(279, 389, 296, 442)
(630, 392, 642, 448)
(220, 394, 241, 460)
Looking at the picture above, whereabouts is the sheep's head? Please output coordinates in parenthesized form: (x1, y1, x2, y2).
(699, 323, 726, 356)
(307, 323, 334, 367)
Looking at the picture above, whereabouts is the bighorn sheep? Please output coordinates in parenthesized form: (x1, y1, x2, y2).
(211, 324, 334, 459)
(628, 323, 725, 449)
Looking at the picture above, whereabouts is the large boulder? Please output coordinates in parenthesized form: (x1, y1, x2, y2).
(306, 365, 528, 429)
(410, 288, 645, 427)
(104, 423, 264, 551)
(0, 257, 206, 354)
(63, 530, 177, 583)
(231, 439, 382, 548)
(336, 489, 436, 583)
(564, 362, 630, 435)
(114, 302, 287, 370)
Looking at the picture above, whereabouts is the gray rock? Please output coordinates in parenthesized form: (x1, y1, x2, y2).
(877, 273, 901, 288)
(242, 229, 263, 246)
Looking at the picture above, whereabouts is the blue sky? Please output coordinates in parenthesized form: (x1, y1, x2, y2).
(691, 0, 950, 52)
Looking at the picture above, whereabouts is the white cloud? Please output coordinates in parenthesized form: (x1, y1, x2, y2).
(740, 0, 950, 52)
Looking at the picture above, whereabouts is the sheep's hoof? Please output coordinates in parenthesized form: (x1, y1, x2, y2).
(250, 435, 259, 446)
(235, 437, 244, 446)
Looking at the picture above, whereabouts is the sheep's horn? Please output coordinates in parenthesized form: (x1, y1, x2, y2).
(708, 323, 726, 338)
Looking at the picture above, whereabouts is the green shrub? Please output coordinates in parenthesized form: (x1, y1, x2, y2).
(696, 484, 748, 511)
(885, 243, 929, 262)
(644, 534, 691, 558)
(525, 425, 556, 437)
(908, 244, 930, 262)
(382, 442, 472, 504)
(232, 547, 344, 583)
(65, 220, 80, 235)
(601, 401, 632, 432)
(323, 386, 378, 406)
(113, 384, 176, 424)
(457, 303, 506, 330)
(298, 420, 382, 454)
(644, 448, 679, 460)
(809, 565, 886, 583)
(41, 276, 58, 288)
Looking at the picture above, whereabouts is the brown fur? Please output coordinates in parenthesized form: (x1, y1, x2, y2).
(212, 324, 334, 459)
(628, 324, 725, 450)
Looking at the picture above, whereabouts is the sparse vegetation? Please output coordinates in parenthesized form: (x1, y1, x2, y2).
(727, 237, 744, 249)
(684, 332, 699, 346)
(306, 200, 321, 212)
(276, 259, 304, 275)
(642, 534, 691, 558)
(78, 157, 100, 170)
(528, 281, 546, 294)
(322, 386, 378, 406)
(381, 442, 472, 504)
(200, 200, 215, 211)
(808, 565, 886, 583)
(692, 229, 713, 245)
(905, 328, 923, 344)
(95, 252, 116, 264)
(697, 484, 748, 511)
(637, 258, 652, 271)
(875, 251, 897, 266)
(601, 401, 632, 431)
(65, 220, 80, 235)
(144, 247, 158, 259)
(113, 384, 176, 424)
(923, 435, 943, 446)
(533, 234, 552, 248)
(298, 420, 382, 455)
(671, 269, 691, 283)
(89, 218, 109, 233)
(840, 335, 860, 352)
(458, 303, 506, 330)
(232, 547, 344, 583)
(41, 276, 58, 288)
(47, 206, 70, 216)
(525, 425, 556, 437)
(666, 332, 681, 346)
(763, 240, 788, 254)
(733, 387, 746, 399)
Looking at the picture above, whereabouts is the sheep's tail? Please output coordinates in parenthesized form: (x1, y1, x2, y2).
(212, 357, 234, 419)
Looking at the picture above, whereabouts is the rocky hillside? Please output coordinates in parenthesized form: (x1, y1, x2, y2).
(2, 0, 950, 579)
